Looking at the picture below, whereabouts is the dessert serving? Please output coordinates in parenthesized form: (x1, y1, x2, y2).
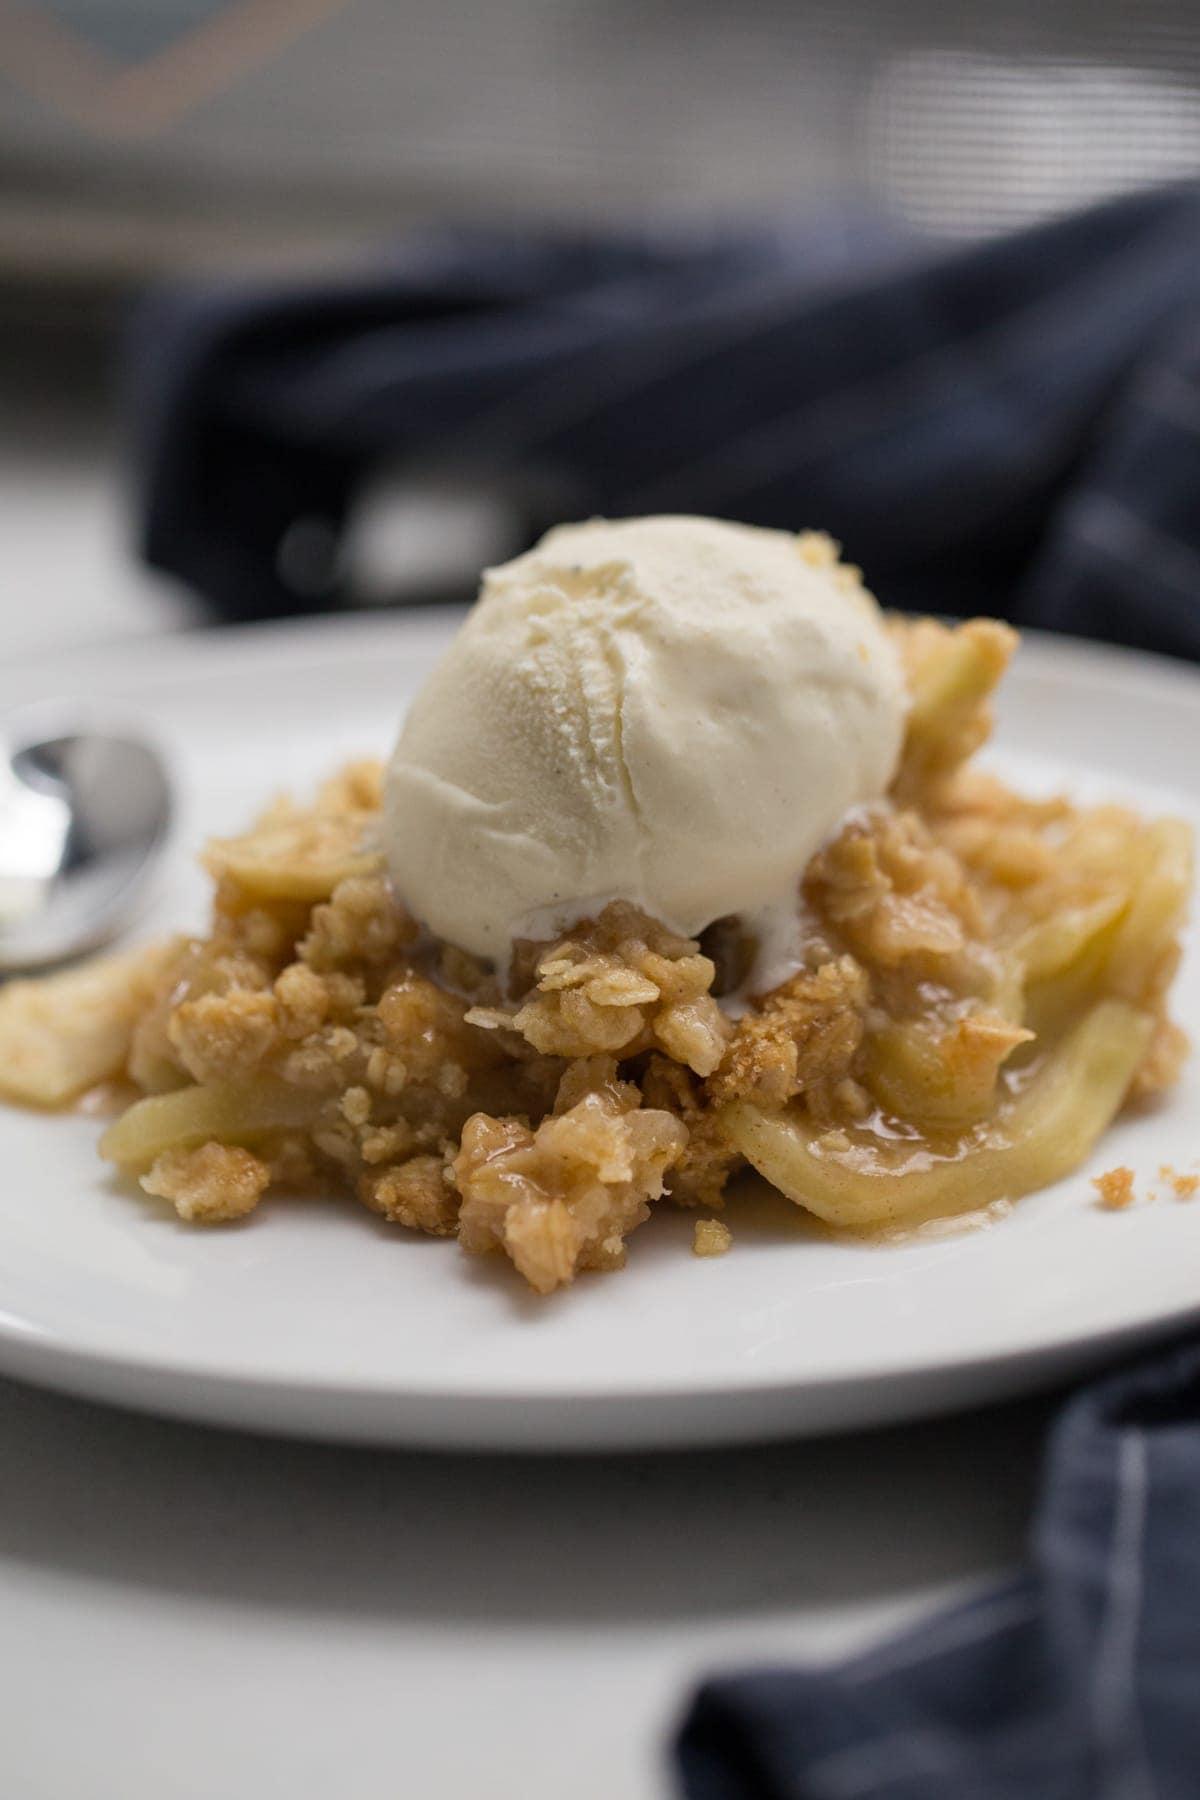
(0, 516, 1191, 1295)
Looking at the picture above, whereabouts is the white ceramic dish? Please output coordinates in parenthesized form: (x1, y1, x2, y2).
(0, 614, 1196, 1450)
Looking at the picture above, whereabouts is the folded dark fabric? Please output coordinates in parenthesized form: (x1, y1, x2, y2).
(676, 1339, 1200, 1800)
(132, 187, 1200, 658)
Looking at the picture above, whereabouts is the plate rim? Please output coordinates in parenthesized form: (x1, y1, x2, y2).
(4, 603, 1200, 697)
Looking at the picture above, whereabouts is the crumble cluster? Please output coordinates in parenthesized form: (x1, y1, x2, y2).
(1092, 1166, 1136, 1211)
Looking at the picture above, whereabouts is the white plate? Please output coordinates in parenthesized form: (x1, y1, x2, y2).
(0, 615, 1196, 1449)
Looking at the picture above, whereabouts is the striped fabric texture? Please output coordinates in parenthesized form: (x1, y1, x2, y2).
(677, 1340, 1200, 1799)
(134, 187, 1200, 657)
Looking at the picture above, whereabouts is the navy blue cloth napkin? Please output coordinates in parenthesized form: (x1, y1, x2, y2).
(676, 1340, 1200, 1800)
(134, 187, 1200, 658)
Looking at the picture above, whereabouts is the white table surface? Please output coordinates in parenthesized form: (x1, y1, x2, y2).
(0, 437, 1047, 1800)
(0, 1376, 1043, 1800)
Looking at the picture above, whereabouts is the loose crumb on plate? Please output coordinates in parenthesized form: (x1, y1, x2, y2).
(693, 1218, 733, 1257)
(1092, 1166, 1136, 1210)
(1158, 1163, 1200, 1200)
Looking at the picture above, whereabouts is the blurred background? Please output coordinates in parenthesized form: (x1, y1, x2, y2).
(5, 0, 1200, 651)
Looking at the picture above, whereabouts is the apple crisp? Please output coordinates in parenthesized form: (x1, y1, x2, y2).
(0, 618, 1190, 1293)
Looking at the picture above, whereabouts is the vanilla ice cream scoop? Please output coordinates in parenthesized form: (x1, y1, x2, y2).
(383, 516, 906, 962)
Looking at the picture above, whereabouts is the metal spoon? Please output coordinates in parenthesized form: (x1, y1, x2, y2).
(0, 715, 172, 973)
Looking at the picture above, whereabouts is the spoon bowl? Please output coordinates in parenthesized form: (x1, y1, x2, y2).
(0, 719, 171, 973)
